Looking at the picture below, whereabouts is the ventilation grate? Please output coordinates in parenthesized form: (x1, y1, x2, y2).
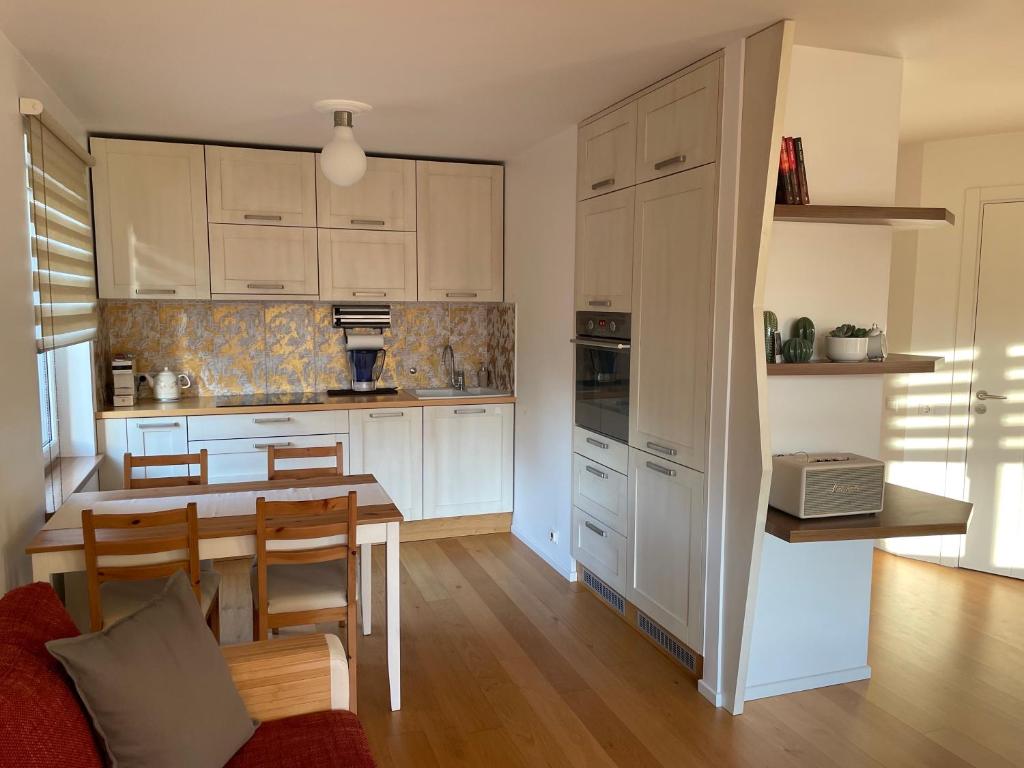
(636, 611, 697, 672)
(581, 568, 625, 614)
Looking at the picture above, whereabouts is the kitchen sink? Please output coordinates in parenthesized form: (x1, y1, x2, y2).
(412, 387, 510, 399)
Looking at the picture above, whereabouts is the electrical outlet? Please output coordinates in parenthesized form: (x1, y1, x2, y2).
(548, 529, 559, 544)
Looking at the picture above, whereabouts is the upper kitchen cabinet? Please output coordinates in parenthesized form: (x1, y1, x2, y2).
(205, 146, 316, 226)
(575, 187, 635, 312)
(318, 228, 416, 302)
(316, 156, 415, 231)
(576, 102, 636, 201)
(416, 161, 504, 302)
(635, 58, 721, 184)
(209, 224, 319, 298)
(630, 164, 716, 472)
(92, 138, 211, 299)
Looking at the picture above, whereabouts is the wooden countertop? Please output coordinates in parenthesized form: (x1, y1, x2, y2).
(96, 390, 516, 419)
(765, 483, 973, 543)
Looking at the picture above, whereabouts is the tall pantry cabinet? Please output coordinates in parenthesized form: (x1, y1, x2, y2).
(571, 54, 721, 662)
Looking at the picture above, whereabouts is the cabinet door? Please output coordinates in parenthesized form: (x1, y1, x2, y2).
(209, 224, 318, 297)
(416, 161, 504, 302)
(205, 146, 316, 226)
(635, 59, 720, 184)
(422, 404, 513, 518)
(125, 417, 188, 481)
(318, 229, 416, 302)
(576, 102, 637, 201)
(349, 408, 423, 521)
(630, 165, 715, 472)
(627, 449, 705, 651)
(575, 187, 635, 312)
(91, 138, 210, 299)
(572, 507, 628, 594)
(316, 156, 415, 231)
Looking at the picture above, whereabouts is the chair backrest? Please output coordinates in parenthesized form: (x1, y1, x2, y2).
(267, 442, 345, 481)
(123, 449, 208, 489)
(82, 503, 201, 631)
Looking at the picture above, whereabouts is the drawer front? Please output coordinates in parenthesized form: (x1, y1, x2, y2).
(188, 433, 350, 484)
(571, 507, 627, 593)
(572, 426, 627, 474)
(572, 454, 627, 535)
(187, 410, 350, 441)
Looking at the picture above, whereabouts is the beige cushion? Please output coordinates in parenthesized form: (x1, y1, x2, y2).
(256, 561, 348, 615)
(101, 571, 220, 627)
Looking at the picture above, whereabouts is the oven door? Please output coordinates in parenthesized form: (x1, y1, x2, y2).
(573, 336, 630, 444)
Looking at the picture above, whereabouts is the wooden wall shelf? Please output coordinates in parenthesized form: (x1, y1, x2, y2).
(766, 353, 940, 376)
(774, 204, 954, 228)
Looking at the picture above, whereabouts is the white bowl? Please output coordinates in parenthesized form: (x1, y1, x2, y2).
(826, 336, 869, 362)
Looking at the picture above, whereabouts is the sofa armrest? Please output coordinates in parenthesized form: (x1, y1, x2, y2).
(221, 633, 349, 721)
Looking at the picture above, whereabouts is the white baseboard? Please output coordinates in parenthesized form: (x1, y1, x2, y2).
(744, 665, 872, 702)
(698, 680, 722, 707)
(510, 524, 575, 581)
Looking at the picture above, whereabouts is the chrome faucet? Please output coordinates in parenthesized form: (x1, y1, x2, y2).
(441, 343, 456, 388)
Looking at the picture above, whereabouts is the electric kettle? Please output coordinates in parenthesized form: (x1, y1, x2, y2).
(142, 367, 192, 401)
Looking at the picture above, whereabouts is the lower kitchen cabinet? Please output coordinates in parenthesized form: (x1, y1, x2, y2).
(349, 407, 423, 521)
(572, 507, 628, 593)
(422, 404, 514, 518)
(125, 417, 189, 482)
(627, 448, 705, 652)
(189, 433, 350, 484)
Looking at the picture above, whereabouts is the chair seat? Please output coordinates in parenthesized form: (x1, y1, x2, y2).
(256, 561, 349, 615)
(101, 570, 220, 626)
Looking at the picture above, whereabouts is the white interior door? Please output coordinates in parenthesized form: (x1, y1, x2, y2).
(963, 200, 1024, 579)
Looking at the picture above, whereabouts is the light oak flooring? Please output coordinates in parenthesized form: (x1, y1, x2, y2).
(352, 534, 1024, 767)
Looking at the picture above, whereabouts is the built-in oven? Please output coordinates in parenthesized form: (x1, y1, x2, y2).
(572, 311, 631, 444)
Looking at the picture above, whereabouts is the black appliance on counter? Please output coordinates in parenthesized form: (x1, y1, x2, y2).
(572, 311, 631, 444)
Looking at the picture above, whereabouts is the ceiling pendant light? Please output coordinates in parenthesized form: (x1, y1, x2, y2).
(314, 99, 372, 186)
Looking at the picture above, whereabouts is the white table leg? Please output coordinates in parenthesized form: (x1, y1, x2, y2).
(386, 521, 401, 711)
(212, 557, 254, 645)
(360, 543, 372, 636)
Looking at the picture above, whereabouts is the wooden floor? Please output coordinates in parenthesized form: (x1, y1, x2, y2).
(353, 534, 1024, 767)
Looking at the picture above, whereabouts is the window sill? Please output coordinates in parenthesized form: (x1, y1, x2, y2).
(44, 455, 103, 515)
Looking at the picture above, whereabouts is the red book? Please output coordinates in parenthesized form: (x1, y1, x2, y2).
(785, 137, 800, 204)
(777, 138, 793, 204)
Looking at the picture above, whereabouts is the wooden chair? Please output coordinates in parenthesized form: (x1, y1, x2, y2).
(82, 503, 221, 639)
(253, 493, 358, 711)
(267, 443, 344, 481)
(123, 449, 209, 489)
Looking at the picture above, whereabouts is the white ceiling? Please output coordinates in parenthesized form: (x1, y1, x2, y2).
(0, 0, 1021, 159)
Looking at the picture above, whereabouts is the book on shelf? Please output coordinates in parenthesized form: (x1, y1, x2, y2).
(776, 136, 810, 205)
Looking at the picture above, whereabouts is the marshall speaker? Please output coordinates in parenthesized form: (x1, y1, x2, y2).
(769, 453, 885, 518)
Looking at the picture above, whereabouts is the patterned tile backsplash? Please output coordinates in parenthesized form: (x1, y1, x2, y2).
(96, 300, 515, 401)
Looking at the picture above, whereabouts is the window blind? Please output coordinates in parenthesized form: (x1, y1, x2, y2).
(25, 115, 97, 351)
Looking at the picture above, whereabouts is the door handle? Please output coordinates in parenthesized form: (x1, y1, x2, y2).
(454, 408, 486, 415)
(369, 411, 404, 418)
(254, 441, 293, 450)
(350, 218, 386, 226)
(136, 422, 180, 429)
(588, 299, 612, 307)
(591, 177, 615, 190)
(353, 291, 387, 297)
(584, 520, 608, 538)
(585, 465, 608, 480)
(247, 283, 285, 290)
(976, 390, 1008, 401)
(585, 436, 609, 450)
(653, 154, 685, 170)
(646, 461, 677, 477)
(646, 441, 678, 457)
(253, 417, 293, 424)
(446, 292, 478, 299)
(243, 214, 283, 221)
(135, 288, 176, 295)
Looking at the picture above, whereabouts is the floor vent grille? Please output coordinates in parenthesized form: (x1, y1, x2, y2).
(637, 611, 697, 672)
(581, 568, 625, 614)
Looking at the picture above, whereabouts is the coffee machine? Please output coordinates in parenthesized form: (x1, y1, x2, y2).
(332, 304, 391, 393)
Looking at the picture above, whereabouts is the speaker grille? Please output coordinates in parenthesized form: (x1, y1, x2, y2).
(581, 568, 625, 614)
(804, 465, 884, 516)
(636, 611, 697, 672)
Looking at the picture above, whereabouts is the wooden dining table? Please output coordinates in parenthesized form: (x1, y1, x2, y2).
(25, 473, 403, 711)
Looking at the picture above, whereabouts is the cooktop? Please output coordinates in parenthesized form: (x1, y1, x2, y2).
(214, 393, 324, 408)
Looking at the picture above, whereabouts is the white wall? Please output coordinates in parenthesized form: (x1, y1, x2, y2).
(0, 28, 84, 591)
(505, 126, 577, 578)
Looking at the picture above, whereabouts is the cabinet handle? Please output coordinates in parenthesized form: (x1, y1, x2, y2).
(646, 461, 677, 477)
(585, 436, 609, 449)
(352, 291, 387, 297)
(254, 441, 292, 450)
(369, 411, 404, 418)
(585, 465, 608, 480)
(654, 154, 685, 170)
(135, 288, 176, 295)
(446, 292, 478, 299)
(243, 214, 283, 221)
(588, 299, 612, 307)
(253, 416, 293, 424)
(591, 177, 615, 190)
(454, 408, 486, 415)
(350, 218, 386, 226)
(136, 422, 180, 429)
(584, 520, 608, 538)
(646, 441, 678, 457)
(247, 282, 286, 290)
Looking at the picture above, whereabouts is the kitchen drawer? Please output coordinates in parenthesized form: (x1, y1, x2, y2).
(572, 453, 627, 536)
(186, 410, 350, 441)
(572, 426, 627, 475)
(188, 433, 349, 484)
(571, 507, 627, 594)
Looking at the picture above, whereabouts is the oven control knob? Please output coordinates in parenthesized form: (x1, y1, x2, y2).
(609, 321, 617, 333)
(586, 320, 595, 331)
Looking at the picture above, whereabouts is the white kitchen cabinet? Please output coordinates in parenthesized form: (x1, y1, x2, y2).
(91, 138, 210, 299)
(630, 164, 716, 472)
(318, 229, 417, 302)
(572, 453, 627, 536)
(189, 433, 350, 484)
(209, 224, 319, 297)
(422, 404, 514, 518)
(575, 187, 635, 312)
(349, 408, 423, 521)
(125, 417, 189, 482)
(416, 161, 504, 302)
(572, 507, 628, 594)
(205, 146, 316, 227)
(316, 156, 415, 231)
(627, 448, 705, 651)
(635, 59, 720, 184)
(576, 102, 637, 201)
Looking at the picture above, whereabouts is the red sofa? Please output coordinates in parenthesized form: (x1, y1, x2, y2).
(0, 582, 376, 767)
